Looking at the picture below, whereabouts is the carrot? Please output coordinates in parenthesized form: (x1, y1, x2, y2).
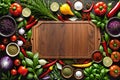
(26, 19, 38, 30)
(43, 60, 57, 68)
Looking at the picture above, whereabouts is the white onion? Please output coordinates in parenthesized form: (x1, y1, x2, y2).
(18, 28, 25, 35)
(17, 40, 23, 46)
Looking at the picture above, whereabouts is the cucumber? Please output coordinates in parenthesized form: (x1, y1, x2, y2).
(50, 2, 59, 12)
(22, 8, 31, 17)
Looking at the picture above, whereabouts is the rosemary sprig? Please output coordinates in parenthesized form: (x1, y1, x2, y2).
(21, 0, 58, 20)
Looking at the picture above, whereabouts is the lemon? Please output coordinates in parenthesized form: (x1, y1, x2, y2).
(103, 57, 113, 67)
(22, 8, 31, 17)
(50, 2, 59, 12)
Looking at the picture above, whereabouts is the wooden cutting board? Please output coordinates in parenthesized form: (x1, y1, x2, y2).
(31, 21, 101, 59)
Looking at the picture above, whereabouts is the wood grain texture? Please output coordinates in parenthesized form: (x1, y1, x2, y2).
(31, 21, 101, 59)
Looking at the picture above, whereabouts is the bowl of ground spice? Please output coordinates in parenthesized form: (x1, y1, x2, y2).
(6, 43, 20, 57)
(61, 65, 73, 79)
(0, 15, 17, 37)
(92, 50, 103, 63)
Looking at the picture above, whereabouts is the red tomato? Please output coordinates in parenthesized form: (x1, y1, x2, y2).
(94, 2, 107, 16)
(0, 44, 5, 51)
(109, 39, 120, 50)
(10, 35, 17, 42)
(11, 69, 17, 76)
(18, 66, 28, 76)
(14, 59, 21, 66)
(9, 3, 22, 16)
(109, 65, 120, 78)
(111, 51, 120, 62)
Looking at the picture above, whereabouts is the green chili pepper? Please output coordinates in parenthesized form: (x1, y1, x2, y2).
(27, 29, 32, 40)
(73, 10, 81, 18)
(84, 70, 89, 76)
(84, 77, 90, 80)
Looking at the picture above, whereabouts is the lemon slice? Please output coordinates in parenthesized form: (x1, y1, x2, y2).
(103, 57, 113, 67)
(22, 8, 31, 17)
(50, 2, 59, 12)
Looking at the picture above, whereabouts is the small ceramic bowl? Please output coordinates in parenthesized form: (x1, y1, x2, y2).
(106, 17, 120, 37)
(74, 69, 84, 80)
(91, 50, 103, 63)
(61, 65, 73, 79)
(0, 15, 17, 37)
(6, 42, 20, 57)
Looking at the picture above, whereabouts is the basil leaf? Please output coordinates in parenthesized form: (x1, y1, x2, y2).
(25, 57, 33, 67)
(33, 53, 39, 67)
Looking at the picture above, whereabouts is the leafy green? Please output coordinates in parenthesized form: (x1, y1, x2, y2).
(21, 0, 58, 20)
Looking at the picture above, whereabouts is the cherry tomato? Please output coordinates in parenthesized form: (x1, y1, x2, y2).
(9, 3, 22, 16)
(11, 69, 17, 76)
(14, 59, 21, 66)
(0, 44, 5, 51)
(111, 51, 120, 62)
(10, 35, 17, 42)
(109, 65, 120, 78)
(18, 66, 28, 76)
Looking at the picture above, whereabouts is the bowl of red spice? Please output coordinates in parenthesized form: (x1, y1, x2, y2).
(92, 50, 103, 63)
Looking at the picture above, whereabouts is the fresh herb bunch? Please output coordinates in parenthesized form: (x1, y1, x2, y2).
(1, 71, 16, 80)
(21, 0, 58, 20)
(0, 0, 15, 16)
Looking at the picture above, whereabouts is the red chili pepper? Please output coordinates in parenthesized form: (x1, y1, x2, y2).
(101, 36, 109, 56)
(82, 2, 94, 13)
(107, 1, 120, 18)
(43, 60, 57, 68)
(26, 19, 38, 30)
(27, 16, 35, 25)
(58, 60, 65, 65)
(18, 35, 26, 43)
(66, 0, 72, 7)
(57, 14, 64, 22)
(20, 47, 27, 57)
(39, 66, 53, 78)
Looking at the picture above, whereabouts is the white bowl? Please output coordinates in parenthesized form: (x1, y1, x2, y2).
(6, 42, 20, 57)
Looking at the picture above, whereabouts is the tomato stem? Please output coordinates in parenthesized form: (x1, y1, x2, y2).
(114, 70, 118, 73)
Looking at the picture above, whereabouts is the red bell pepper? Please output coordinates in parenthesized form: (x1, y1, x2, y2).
(94, 2, 107, 16)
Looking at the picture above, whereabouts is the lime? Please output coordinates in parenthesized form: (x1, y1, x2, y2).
(22, 8, 31, 17)
(50, 2, 59, 12)
(103, 57, 113, 67)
